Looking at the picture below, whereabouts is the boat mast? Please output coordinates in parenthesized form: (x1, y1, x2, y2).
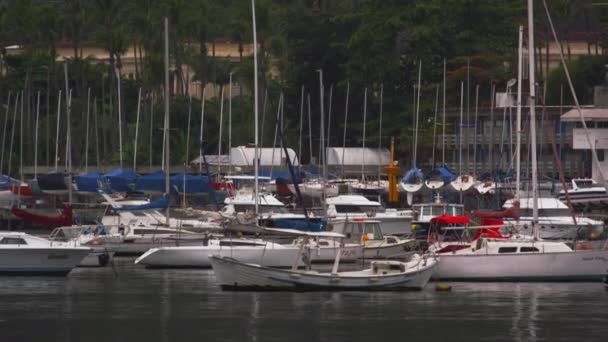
(0, 92, 10, 174)
(377, 84, 384, 182)
(85, 88, 91, 173)
(34, 91, 40, 177)
(341, 82, 350, 178)
(133, 87, 142, 171)
(252, 0, 259, 215)
(54, 90, 61, 172)
(414, 61, 422, 169)
(442, 59, 446, 166)
(515, 25, 523, 200)
(117, 70, 123, 169)
(164, 17, 171, 226)
(318, 69, 326, 199)
(228, 72, 233, 174)
(199, 88, 206, 173)
(527, 0, 539, 232)
(184, 94, 192, 207)
(218, 86, 224, 177)
(298, 85, 304, 168)
(361, 87, 367, 181)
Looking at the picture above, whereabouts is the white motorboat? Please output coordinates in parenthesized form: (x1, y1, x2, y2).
(557, 178, 608, 204)
(209, 231, 437, 291)
(326, 195, 412, 236)
(48, 226, 115, 267)
(0, 231, 90, 275)
(502, 197, 605, 240)
(332, 218, 416, 258)
(432, 235, 608, 281)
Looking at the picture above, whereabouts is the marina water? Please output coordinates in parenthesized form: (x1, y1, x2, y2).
(0, 258, 606, 341)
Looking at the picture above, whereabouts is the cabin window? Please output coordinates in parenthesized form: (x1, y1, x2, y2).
(0, 237, 27, 245)
(520, 247, 539, 253)
(498, 247, 517, 253)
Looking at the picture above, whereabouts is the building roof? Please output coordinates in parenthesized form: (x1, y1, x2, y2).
(561, 108, 608, 122)
(326, 147, 389, 166)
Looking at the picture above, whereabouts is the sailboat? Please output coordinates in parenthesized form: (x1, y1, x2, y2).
(400, 61, 424, 205)
(432, 5, 608, 281)
(426, 60, 456, 191)
(449, 81, 475, 192)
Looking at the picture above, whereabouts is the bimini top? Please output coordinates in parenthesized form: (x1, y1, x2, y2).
(430, 214, 470, 225)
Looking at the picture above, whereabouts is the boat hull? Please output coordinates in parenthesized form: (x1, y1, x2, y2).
(0, 247, 90, 275)
(135, 245, 302, 268)
(433, 250, 608, 281)
(210, 255, 437, 291)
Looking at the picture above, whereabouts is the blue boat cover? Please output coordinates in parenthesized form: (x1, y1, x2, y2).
(135, 170, 167, 192)
(74, 172, 102, 192)
(265, 218, 326, 232)
(36, 172, 68, 191)
(103, 168, 137, 192)
(0, 174, 19, 191)
(114, 195, 169, 211)
(170, 173, 211, 193)
(403, 166, 424, 183)
(426, 165, 456, 184)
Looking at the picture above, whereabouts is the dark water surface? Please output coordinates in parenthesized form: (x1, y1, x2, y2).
(0, 258, 606, 342)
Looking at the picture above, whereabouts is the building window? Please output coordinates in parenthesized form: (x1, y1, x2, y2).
(598, 150, 605, 162)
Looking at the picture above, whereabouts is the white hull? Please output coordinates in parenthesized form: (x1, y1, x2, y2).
(136, 245, 301, 268)
(475, 181, 495, 195)
(210, 255, 437, 290)
(0, 248, 90, 275)
(506, 218, 605, 240)
(449, 175, 475, 192)
(287, 183, 339, 198)
(78, 249, 114, 267)
(424, 180, 445, 191)
(433, 250, 608, 281)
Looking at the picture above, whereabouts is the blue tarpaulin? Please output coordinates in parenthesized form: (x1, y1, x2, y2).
(74, 172, 102, 192)
(425, 165, 456, 185)
(0, 175, 19, 191)
(135, 170, 167, 192)
(102, 168, 137, 192)
(170, 173, 211, 193)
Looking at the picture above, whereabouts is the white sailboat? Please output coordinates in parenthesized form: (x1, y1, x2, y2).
(432, 3, 608, 281)
(449, 82, 475, 192)
(209, 230, 437, 291)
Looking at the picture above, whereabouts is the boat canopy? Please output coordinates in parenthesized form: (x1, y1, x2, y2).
(34, 172, 68, 191)
(430, 214, 470, 225)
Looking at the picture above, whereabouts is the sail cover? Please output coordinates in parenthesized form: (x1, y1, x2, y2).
(426, 165, 456, 184)
(74, 172, 102, 192)
(403, 167, 424, 183)
(102, 168, 137, 192)
(170, 173, 211, 193)
(135, 170, 167, 192)
(35, 172, 68, 191)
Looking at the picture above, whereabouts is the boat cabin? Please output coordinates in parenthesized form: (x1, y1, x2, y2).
(340, 219, 401, 245)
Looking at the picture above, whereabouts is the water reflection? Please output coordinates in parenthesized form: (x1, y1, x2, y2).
(0, 260, 606, 342)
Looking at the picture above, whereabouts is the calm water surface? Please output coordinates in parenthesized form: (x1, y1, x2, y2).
(0, 258, 606, 342)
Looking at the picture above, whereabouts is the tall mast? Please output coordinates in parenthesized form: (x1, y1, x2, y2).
(34, 92, 40, 177)
(361, 87, 367, 181)
(85, 88, 91, 173)
(54, 90, 61, 172)
(341, 82, 350, 177)
(0, 92, 11, 173)
(117, 70, 123, 169)
(318, 69, 326, 185)
(164, 17, 171, 226)
(199, 88, 206, 173)
(516, 25, 524, 200)
(298, 85, 304, 167)
(527, 0, 538, 228)
(133, 87, 142, 171)
(442, 59, 446, 166)
(228, 72, 233, 174)
(252, 0, 259, 215)
(377, 84, 384, 180)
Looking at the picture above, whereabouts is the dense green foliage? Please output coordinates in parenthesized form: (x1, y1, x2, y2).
(0, 0, 607, 175)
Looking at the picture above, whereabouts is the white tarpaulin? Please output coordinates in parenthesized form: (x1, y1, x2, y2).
(326, 147, 390, 166)
(191, 146, 299, 167)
